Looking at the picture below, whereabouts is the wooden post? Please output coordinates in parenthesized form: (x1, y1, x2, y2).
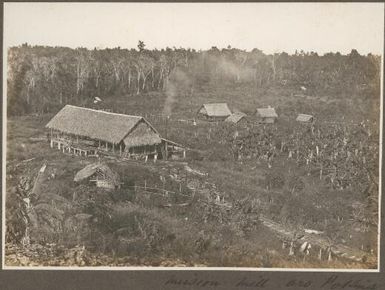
(77, 135, 79, 143)
(183, 150, 186, 159)
(120, 144, 122, 156)
(112, 143, 115, 154)
(106, 142, 108, 151)
(144, 180, 147, 190)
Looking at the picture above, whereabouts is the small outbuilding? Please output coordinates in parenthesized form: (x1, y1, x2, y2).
(256, 107, 278, 124)
(296, 114, 314, 123)
(197, 103, 232, 121)
(74, 162, 121, 190)
(161, 138, 188, 160)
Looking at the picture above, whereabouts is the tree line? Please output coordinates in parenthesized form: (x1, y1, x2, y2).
(7, 42, 381, 116)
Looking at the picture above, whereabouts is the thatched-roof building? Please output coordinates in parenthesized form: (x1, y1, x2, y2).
(74, 162, 120, 190)
(296, 114, 314, 123)
(256, 107, 278, 124)
(197, 103, 232, 121)
(225, 112, 247, 124)
(46, 105, 163, 159)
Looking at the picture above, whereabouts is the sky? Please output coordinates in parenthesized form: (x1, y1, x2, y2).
(4, 2, 385, 55)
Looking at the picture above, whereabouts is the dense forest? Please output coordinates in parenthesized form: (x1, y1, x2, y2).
(7, 42, 381, 116)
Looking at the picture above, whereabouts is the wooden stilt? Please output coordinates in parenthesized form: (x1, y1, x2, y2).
(120, 144, 122, 156)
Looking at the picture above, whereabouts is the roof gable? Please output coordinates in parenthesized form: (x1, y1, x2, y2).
(123, 120, 162, 147)
(46, 105, 144, 144)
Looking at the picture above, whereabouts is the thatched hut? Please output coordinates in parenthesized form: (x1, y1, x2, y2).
(197, 103, 232, 121)
(46, 105, 162, 159)
(74, 162, 120, 190)
(296, 114, 314, 123)
(256, 107, 278, 124)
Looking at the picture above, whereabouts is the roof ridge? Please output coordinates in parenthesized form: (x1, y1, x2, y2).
(65, 105, 142, 119)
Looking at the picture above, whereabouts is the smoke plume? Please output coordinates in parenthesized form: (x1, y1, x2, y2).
(163, 68, 191, 117)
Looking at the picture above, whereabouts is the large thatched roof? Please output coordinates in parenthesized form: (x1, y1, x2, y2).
(198, 103, 232, 117)
(46, 105, 159, 145)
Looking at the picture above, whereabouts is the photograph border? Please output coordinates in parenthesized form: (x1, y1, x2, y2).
(1, 1, 384, 289)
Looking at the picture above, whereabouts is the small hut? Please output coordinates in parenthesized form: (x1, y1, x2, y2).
(256, 107, 278, 124)
(74, 162, 121, 190)
(225, 112, 247, 124)
(296, 114, 314, 123)
(197, 103, 232, 121)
